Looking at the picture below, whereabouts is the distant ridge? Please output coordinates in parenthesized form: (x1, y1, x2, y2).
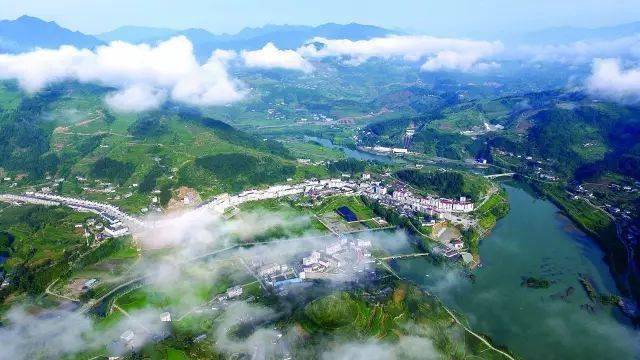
(520, 21, 640, 44)
(96, 25, 175, 43)
(0, 15, 102, 52)
(97, 22, 397, 51)
(1, 15, 397, 57)
(96, 22, 398, 60)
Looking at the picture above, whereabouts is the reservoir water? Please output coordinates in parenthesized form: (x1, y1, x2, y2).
(303, 136, 395, 163)
(385, 185, 639, 359)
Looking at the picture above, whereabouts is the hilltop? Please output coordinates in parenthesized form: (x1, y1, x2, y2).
(0, 15, 102, 52)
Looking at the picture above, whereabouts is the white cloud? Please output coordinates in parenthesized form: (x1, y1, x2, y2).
(297, 35, 503, 72)
(0, 36, 246, 112)
(586, 58, 640, 104)
(0, 307, 93, 360)
(105, 84, 167, 112)
(515, 35, 640, 64)
(421, 50, 500, 72)
(211, 49, 238, 64)
(322, 337, 439, 360)
(242, 42, 314, 73)
(0, 306, 169, 360)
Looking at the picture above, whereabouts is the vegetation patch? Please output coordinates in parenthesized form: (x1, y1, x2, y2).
(91, 157, 135, 184)
(189, 153, 295, 192)
(304, 292, 359, 329)
(128, 113, 169, 138)
(521, 277, 551, 289)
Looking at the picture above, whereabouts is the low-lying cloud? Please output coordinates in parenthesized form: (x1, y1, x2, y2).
(0, 306, 93, 360)
(0, 306, 168, 360)
(515, 35, 640, 65)
(322, 336, 439, 360)
(298, 35, 503, 72)
(586, 58, 640, 104)
(242, 42, 314, 73)
(0, 36, 246, 112)
(0, 200, 453, 359)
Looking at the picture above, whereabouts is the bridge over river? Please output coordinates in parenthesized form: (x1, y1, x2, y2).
(377, 252, 430, 261)
(484, 173, 516, 179)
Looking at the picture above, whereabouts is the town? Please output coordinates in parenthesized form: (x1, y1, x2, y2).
(201, 175, 474, 218)
(0, 173, 475, 272)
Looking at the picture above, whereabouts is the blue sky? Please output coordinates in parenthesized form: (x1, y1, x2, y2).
(1, 0, 639, 36)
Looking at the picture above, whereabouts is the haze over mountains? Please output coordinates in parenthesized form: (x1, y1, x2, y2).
(0, 15, 397, 57)
(97, 23, 397, 49)
(517, 21, 640, 44)
(0, 15, 102, 52)
(4, 14, 640, 55)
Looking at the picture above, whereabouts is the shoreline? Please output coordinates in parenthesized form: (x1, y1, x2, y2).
(524, 180, 640, 322)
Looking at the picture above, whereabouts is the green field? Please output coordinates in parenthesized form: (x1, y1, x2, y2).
(314, 195, 375, 220)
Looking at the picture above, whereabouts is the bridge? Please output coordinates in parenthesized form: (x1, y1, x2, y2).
(377, 252, 430, 261)
(484, 172, 516, 179)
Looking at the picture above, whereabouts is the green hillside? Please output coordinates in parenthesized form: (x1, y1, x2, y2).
(0, 82, 314, 210)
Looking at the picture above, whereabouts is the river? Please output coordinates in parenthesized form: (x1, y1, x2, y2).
(382, 184, 639, 359)
(303, 136, 395, 163)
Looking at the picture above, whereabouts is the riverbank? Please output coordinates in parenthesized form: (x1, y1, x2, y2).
(464, 188, 510, 259)
(526, 180, 639, 318)
(382, 185, 640, 359)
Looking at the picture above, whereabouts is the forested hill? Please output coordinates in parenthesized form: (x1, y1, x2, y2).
(0, 82, 299, 206)
(0, 15, 102, 52)
(360, 90, 640, 183)
(526, 106, 640, 180)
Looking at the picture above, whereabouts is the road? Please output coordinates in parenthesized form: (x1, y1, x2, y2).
(373, 258, 516, 360)
(45, 278, 80, 303)
(436, 296, 516, 360)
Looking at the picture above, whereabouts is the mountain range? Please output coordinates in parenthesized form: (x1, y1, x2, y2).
(3, 14, 640, 56)
(98, 22, 398, 59)
(0, 15, 102, 52)
(515, 21, 640, 44)
(0, 15, 396, 57)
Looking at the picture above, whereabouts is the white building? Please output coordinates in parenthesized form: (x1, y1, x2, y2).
(160, 312, 172, 322)
(303, 251, 321, 266)
(104, 224, 129, 238)
(226, 285, 243, 299)
(326, 242, 342, 255)
(259, 264, 281, 277)
(451, 240, 464, 250)
(373, 146, 393, 153)
(375, 186, 387, 195)
(357, 240, 372, 248)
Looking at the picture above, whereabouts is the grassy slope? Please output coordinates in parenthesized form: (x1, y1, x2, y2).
(314, 195, 376, 220)
(0, 205, 92, 268)
(298, 285, 513, 359)
(0, 86, 327, 212)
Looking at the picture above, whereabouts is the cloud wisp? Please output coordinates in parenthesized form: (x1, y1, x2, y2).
(0, 305, 170, 360)
(4, 32, 640, 112)
(0, 36, 246, 112)
(242, 42, 314, 73)
(322, 336, 439, 360)
(297, 35, 503, 72)
(586, 58, 640, 104)
(514, 35, 640, 65)
(0, 198, 455, 360)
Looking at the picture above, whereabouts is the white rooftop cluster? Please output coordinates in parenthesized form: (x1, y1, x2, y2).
(249, 236, 374, 289)
(201, 177, 474, 218)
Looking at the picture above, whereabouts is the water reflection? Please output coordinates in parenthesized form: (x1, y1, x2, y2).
(303, 136, 396, 164)
(377, 185, 639, 359)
